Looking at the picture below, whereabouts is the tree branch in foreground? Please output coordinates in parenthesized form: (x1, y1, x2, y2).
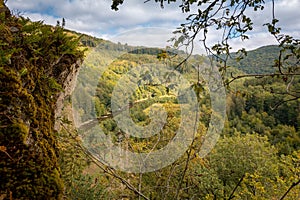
(279, 179, 300, 200)
(60, 122, 150, 200)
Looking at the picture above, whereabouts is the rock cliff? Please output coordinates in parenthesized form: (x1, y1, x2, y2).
(0, 2, 83, 199)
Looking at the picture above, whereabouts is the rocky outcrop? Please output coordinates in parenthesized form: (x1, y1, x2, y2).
(0, 2, 83, 199)
(54, 55, 81, 131)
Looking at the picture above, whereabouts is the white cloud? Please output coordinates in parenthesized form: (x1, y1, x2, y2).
(229, 32, 278, 51)
(110, 27, 175, 48)
(6, 0, 300, 53)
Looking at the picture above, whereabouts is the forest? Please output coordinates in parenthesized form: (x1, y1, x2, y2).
(1, 1, 300, 199)
(68, 37, 300, 199)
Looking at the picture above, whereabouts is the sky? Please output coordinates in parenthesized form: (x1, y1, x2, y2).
(6, 0, 300, 54)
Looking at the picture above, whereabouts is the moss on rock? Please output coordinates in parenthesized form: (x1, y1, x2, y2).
(0, 2, 84, 199)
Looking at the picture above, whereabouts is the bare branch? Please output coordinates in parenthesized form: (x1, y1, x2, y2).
(174, 103, 200, 199)
(227, 72, 300, 85)
(270, 96, 300, 110)
(227, 174, 245, 200)
(60, 122, 150, 200)
(279, 179, 300, 200)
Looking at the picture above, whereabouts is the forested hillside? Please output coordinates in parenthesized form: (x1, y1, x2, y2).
(227, 45, 281, 74)
(68, 37, 300, 199)
(1, 2, 299, 199)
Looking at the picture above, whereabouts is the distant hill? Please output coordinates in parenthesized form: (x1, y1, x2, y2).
(227, 45, 281, 74)
(73, 30, 283, 76)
